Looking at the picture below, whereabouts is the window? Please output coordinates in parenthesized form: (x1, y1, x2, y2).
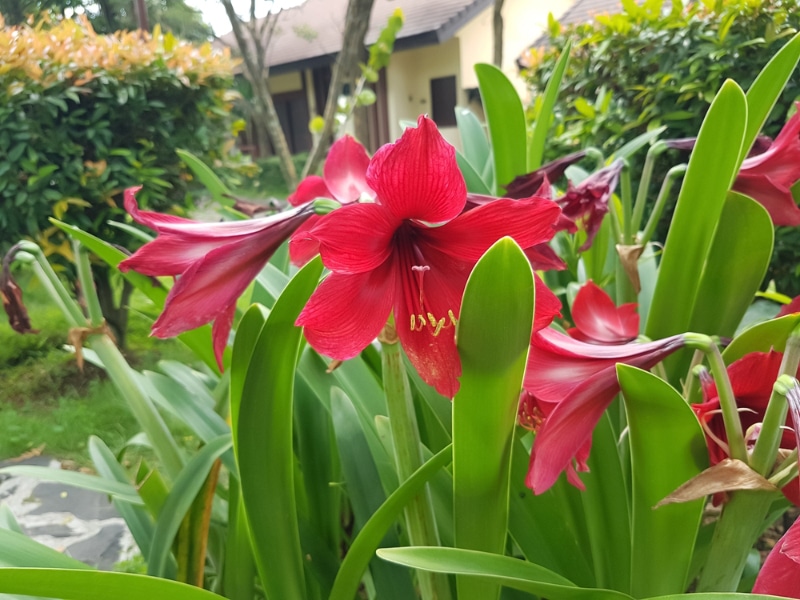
(430, 75, 457, 127)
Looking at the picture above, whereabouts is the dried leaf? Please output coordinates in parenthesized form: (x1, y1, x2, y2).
(1, 247, 38, 334)
(655, 458, 779, 508)
(617, 243, 644, 293)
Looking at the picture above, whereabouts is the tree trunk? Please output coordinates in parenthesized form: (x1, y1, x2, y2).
(94, 268, 133, 349)
(219, 0, 299, 189)
(302, 0, 376, 178)
(493, 0, 505, 68)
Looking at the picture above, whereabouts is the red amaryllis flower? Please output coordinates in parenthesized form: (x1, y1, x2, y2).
(567, 280, 638, 344)
(523, 327, 686, 493)
(295, 115, 563, 398)
(287, 135, 374, 265)
(733, 104, 800, 227)
(753, 517, 800, 597)
(118, 187, 313, 368)
(556, 159, 624, 251)
(692, 350, 800, 504)
(778, 295, 800, 317)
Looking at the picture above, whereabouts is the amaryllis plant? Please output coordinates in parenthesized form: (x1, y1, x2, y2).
(6, 31, 800, 600)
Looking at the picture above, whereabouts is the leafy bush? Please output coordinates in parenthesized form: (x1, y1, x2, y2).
(523, 0, 800, 292)
(0, 17, 241, 255)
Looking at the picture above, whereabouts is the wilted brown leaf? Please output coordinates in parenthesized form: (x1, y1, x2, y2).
(1, 246, 38, 334)
(655, 458, 779, 508)
(616, 244, 645, 294)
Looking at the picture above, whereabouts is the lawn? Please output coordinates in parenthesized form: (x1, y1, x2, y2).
(0, 268, 194, 465)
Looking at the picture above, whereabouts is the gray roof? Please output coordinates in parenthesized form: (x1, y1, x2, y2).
(220, 0, 494, 74)
(529, 0, 624, 47)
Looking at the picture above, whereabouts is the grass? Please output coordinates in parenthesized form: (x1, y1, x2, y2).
(0, 267, 196, 465)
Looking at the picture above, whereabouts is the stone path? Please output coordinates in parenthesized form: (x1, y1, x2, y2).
(0, 455, 136, 570)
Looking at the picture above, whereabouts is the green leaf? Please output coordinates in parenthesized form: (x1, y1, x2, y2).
(330, 388, 416, 600)
(87, 437, 159, 569)
(0, 569, 225, 600)
(455, 106, 491, 178)
(529, 41, 571, 171)
(377, 547, 634, 600)
(724, 313, 800, 364)
(688, 192, 773, 338)
(456, 150, 493, 195)
(453, 237, 534, 600)
(0, 466, 142, 505)
(618, 365, 707, 597)
(176, 149, 233, 206)
(329, 445, 453, 600)
(475, 64, 528, 194)
(147, 434, 233, 578)
(0, 530, 93, 569)
(645, 81, 747, 349)
(231, 258, 323, 600)
(742, 32, 800, 160)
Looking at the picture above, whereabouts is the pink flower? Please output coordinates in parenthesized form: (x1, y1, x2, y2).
(118, 187, 312, 368)
(567, 280, 639, 344)
(523, 327, 685, 493)
(295, 116, 562, 397)
(753, 517, 800, 597)
(287, 135, 374, 265)
(733, 104, 800, 227)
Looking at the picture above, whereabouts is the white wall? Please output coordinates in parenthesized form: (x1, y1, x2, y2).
(457, 0, 573, 101)
(384, 37, 464, 147)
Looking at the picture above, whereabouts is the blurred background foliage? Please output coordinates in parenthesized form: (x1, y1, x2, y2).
(523, 0, 800, 294)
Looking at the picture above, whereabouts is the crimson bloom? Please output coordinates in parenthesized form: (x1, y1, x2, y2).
(557, 159, 624, 251)
(287, 135, 374, 265)
(567, 280, 639, 344)
(692, 350, 800, 504)
(119, 187, 313, 368)
(295, 115, 562, 398)
(733, 104, 800, 227)
(753, 517, 800, 597)
(523, 327, 686, 494)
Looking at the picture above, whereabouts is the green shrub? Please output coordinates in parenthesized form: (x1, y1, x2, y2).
(0, 18, 243, 256)
(524, 0, 800, 292)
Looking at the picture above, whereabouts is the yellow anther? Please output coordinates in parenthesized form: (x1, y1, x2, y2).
(410, 314, 415, 331)
(427, 312, 436, 325)
(418, 313, 427, 327)
(433, 317, 446, 337)
(448, 309, 458, 326)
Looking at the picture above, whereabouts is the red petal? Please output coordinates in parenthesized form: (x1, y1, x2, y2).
(288, 176, 332, 207)
(570, 281, 639, 344)
(308, 203, 397, 274)
(289, 216, 322, 266)
(534, 275, 562, 333)
(425, 196, 561, 261)
(150, 232, 278, 339)
(527, 368, 620, 493)
(367, 115, 466, 223)
(778, 295, 800, 317)
(525, 243, 567, 271)
(297, 264, 395, 360)
(753, 518, 800, 597)
(732, 172, 800, 227)
(323, 135, 373, 202)
(393, 244, 467, 398)
(211, 303, 236, 370)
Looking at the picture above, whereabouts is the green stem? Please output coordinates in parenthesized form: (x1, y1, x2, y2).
(750, 326, 800, 474)
(639, 164, 687, 246)
(630, 142, 666, 236)
(74, 242, 104, 326)
(706, 344, 747, 462)
(18, 242, 85, 326)
(696, 490, 777, 591)
(620, 160, 633, 244)
(380, 326, 452, 600)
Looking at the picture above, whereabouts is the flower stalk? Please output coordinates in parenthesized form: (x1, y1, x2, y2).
(750, 326, 800, 474)
(630, 141, 667, 236)
(639, 164, 688, 246)
(380, 322, 451, 600)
